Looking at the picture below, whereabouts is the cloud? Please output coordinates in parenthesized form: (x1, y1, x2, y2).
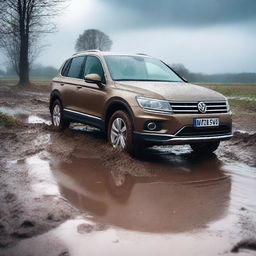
(100, 0, 256, 28)
(111, 26, 256, 73)
(35, 0, 256, 73)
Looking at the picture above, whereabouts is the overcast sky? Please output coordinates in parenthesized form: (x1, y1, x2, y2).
(37, 0, 256, 74)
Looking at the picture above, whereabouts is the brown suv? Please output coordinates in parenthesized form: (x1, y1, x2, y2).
(50, 50, 232, 154)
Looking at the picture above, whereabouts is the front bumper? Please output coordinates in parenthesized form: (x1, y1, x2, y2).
(131, 106, 233, 145)
(133, 132, 233, 145)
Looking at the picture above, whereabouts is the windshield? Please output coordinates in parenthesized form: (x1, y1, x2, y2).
(104, 55, 183, 82)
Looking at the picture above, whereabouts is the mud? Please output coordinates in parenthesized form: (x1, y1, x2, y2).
(0, 85, 256, 255)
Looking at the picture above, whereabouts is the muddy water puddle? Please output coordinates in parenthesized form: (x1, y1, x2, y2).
(50, 154, 231, 233)
(0, 106, 50, 124)
(3, 147, 256, 255)
(26, 153, 60, 196)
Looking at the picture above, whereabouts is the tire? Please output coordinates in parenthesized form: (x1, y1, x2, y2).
(190, 141, 220, 154)
(51, 99, 70, 129)
(108, 110, 136, 154)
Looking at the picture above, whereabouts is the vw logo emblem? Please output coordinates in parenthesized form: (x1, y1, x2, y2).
(198, 101, 207, 113)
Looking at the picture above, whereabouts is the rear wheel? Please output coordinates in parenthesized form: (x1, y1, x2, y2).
(51, 99, 69, 129)
(190, 141, 220, 154)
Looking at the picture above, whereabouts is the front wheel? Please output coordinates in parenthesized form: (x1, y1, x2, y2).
(108, 110, 137, 154)
(51, 99, 69, 129)
(190, 141, 220, 154)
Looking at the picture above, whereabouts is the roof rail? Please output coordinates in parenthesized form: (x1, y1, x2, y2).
(72, 49, 101, 56)
(136, 53, 149, 56)
(86, 49, 101, 52)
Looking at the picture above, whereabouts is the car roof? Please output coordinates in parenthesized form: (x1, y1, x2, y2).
(72, 50, 154, 59)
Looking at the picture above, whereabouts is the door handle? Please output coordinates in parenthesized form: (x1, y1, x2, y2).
(60, 83, 64, 86)
(77, 86, 82, 89)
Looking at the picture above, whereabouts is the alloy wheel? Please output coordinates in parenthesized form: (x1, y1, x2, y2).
(110, 117, 127, 148)
(52, 104, 61, 126)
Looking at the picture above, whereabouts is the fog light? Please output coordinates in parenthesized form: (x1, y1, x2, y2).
(147, 122, 157, 131)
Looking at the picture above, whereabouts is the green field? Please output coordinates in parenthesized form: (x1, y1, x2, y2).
(0, 78, 51, 91)
(199, 83, 256, 97)
(199, 83, 256, 113)
(0, 77, 51, 86)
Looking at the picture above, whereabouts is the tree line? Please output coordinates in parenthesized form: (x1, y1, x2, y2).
(0, 64, 58, 78)
(171, 64, 256, 83)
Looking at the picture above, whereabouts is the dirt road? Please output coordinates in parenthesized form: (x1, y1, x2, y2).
(0, 85, 256, 255)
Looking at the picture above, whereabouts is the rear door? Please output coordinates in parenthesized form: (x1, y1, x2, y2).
(60, 56, 86, 111)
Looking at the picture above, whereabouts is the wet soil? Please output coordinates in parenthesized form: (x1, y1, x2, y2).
(0, 85, 256, 255)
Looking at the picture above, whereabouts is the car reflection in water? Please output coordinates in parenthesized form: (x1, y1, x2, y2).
(50, 150, 231, 233)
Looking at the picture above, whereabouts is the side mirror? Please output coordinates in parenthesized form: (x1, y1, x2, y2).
(84, 73, 104, 88)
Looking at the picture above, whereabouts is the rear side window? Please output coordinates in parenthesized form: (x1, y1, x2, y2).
(83, 56, 105, 83)
(61, 59, 71, 76)
(67, 56, 85, 79)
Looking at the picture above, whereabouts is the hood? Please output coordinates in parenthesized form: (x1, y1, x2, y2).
(115, 81, 226, 101)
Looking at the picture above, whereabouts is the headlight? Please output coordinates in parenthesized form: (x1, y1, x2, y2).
(136, 97, 172, 113)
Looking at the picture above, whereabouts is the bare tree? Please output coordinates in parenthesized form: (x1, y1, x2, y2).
(75, 29, 112, 52)
(0, 0, 67, 86)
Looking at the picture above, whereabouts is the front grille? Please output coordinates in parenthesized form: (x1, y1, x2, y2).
(176, 125, 231, 137)
(170, 101, 228, 114)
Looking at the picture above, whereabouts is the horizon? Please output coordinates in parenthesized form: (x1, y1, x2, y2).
(1, 0, 256, 74)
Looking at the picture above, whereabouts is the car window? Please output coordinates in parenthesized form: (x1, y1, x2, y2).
(61, 59, 72, 76)
(145, 62, 172, 81)
(105, 55, 183, 82)
(67, 56, 85, 79)
(83, 56, 105, 83)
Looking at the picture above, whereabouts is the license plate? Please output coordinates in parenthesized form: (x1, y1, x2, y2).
(193, 118, 219, 127)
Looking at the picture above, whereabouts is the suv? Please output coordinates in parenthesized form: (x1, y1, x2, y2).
(50, 50, 232, 154)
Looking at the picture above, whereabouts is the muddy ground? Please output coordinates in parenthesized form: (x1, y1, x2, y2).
(0, 85, 256, 256)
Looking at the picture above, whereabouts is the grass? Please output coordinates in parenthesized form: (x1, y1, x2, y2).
(229, 99, 256, 112)
(0, 78, 19, 87)
(199, 83, 256, 98)
(0, 113, 18, 126)
(0, 78, 51, 91)
(199, 83, 256, 113)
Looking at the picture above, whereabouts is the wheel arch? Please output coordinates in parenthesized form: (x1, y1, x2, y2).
(104, 99, 135, 133)
(49, 90, 62, 112)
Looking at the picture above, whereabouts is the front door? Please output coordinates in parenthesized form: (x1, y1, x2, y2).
(74, 55, 107, 120)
